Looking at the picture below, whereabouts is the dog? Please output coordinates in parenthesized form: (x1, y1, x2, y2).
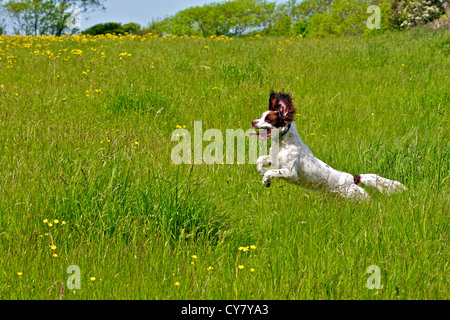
(249, 91, 407, 200)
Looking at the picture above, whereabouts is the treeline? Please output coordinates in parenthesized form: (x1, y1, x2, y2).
(143, 0, 450, 38)
(1, 0, 449, 37)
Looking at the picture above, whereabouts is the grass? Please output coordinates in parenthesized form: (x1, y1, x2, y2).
(0, 29, 448, 300)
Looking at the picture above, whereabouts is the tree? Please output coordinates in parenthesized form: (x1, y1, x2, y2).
(391, 0, 447, 29)
(46, 0, 105, 36)
(305, 0, 392, 38)
(3, 0, 39, 35)
(144, 0, 277, 37)
(82, 22, 142, 35)
(122, 22, 141, 35)
(82, 22, 123, 35)
(296, 0, 334, 17)
(2, 0, 104, 35)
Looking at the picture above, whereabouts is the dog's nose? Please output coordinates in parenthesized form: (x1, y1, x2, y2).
(251, 120, 258, 127)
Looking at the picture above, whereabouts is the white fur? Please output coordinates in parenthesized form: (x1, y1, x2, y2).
(253, 118, 406, 200)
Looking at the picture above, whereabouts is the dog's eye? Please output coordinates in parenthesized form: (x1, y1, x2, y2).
(265, 116, 274, 123)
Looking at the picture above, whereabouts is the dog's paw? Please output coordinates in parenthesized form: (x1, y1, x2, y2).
(262, 178, 271, 187)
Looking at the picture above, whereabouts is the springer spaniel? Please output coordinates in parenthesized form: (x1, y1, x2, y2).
(249, 91, 407, 200)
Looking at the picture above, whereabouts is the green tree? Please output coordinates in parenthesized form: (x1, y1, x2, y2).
(122, 22, 141, 35)
(306, 0, 391, 38)
(145, 0, 277, 37)
(296, 0, 334, 17)
(82, 22, 142, 35)
(293, 18, 310, 36)
(3, 0, 41, 35)
(82, 22, 123, 35)
(47, 0, 105, 36)
(2, 0, 104, 35)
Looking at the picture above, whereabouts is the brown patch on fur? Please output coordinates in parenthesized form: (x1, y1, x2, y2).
(276, 92, 296, 124)
(269, 91, 278, 111)
(354, 175, 361, 185)
(264, 111, 282, 127)
(265, 90, 296, 127)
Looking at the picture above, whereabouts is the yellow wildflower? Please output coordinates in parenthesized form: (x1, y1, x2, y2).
(71, 49, 83, 56)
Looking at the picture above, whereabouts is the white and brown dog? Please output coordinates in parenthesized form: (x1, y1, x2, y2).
(249, 91, 406, 200)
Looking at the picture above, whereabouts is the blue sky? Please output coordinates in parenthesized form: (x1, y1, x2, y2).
(82, 0, 286, 30)
(82, 0, 227, 30)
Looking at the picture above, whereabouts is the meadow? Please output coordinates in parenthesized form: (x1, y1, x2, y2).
(0, 29, 448, 300)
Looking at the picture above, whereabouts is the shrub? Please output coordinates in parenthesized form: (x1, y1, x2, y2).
(83, 22, 141, 35)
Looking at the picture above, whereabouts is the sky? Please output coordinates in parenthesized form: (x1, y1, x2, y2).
(82, 0, 287, 30)
(82, 0, 225, 30)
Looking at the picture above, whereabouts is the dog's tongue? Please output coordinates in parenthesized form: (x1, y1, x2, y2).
(248, 130, 271, 141)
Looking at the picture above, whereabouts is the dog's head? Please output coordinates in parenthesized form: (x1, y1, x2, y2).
(250, 91, 296, 141)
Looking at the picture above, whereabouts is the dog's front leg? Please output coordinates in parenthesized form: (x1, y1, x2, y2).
(262, 169, 292, 187)
(256, 155, 271, 175)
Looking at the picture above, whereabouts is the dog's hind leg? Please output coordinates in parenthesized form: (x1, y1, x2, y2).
(333, 184, 370, 200)
(359, 174, 407, 194)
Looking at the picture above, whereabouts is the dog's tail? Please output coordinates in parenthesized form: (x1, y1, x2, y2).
(354, 174, 407, 194)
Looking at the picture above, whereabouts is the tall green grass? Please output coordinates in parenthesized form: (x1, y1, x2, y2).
(0, 29, 448, 299)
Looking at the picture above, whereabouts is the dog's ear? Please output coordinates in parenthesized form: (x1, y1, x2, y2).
(276, 92, 295, 124)
(269, 90, 278, 111)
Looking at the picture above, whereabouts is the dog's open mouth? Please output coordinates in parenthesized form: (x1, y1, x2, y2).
(249, 129, 271, 141)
